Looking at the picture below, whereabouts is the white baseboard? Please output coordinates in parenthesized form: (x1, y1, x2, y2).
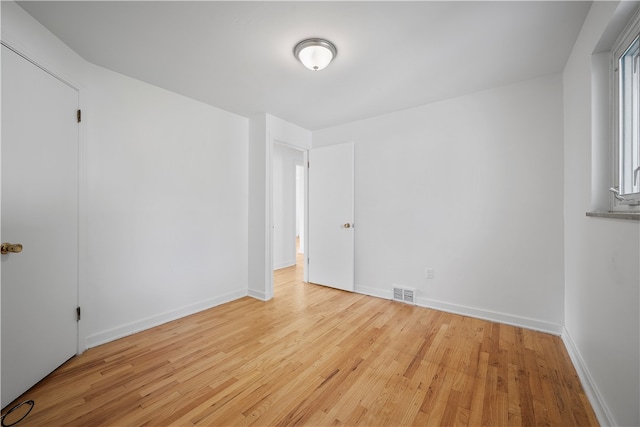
(247, 288, 268, 301)
(273, 260, 296, 270)
(355, 284, 392, 300)
(354, 285, 562, 335)
(561, 327, 615, 427)
(85, 289, 247, 349)
(417, 297, 563, 335)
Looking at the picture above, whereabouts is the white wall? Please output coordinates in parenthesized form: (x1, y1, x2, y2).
(1, 2, 86, 85)
(273, 144, 303, 269)
(248, 113, 311, 299)
(2, 1, 250, 350)
(313, 74, 565, 333)
(248, 114, 269, 300)
(563, 2, 640, 426)
(84, 65, 248, 347)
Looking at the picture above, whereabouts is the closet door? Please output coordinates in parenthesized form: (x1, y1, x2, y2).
(1, 45, 79, 407)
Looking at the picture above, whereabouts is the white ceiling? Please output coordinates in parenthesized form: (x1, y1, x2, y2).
(18, 1, 591, 130)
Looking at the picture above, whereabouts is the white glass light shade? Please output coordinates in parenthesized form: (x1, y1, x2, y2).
(294, 39, 337, 71)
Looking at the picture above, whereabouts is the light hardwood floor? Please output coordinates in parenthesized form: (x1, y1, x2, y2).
(3, 257, 598, 426)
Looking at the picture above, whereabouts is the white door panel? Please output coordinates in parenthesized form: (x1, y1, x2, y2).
(1, 45, 79, 407)
(308, 143, 354, 291)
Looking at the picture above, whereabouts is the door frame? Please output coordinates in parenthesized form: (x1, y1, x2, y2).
(271, 142, 306, 272)
(1, 41, 87, 355)
(266, 137, 358, 298)
(269, 138, 309, 297)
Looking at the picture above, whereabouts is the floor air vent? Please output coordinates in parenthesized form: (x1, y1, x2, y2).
(392, 285, 416, 305)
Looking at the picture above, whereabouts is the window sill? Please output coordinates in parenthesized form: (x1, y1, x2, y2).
(586, 211, 640, 221)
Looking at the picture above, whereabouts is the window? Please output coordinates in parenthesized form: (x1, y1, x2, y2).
(613, 17, 640, 209)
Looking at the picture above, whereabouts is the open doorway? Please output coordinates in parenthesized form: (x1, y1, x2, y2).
(272, 143, 305, 293)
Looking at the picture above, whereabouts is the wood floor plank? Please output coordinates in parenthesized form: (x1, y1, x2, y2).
(2, 257, 599, 426)
(468, 350, 490, 426)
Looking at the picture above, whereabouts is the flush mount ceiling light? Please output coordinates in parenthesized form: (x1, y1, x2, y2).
(293, 38, 337, 71)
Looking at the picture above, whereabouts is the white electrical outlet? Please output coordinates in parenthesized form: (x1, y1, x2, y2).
(426, 268, 435, 279)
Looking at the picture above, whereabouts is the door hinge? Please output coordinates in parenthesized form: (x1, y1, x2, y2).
(77, 109, 81, 123)
(76, 306, 81, 321)
(307, 161, 310, 168)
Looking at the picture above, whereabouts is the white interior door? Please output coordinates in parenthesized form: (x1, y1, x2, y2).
(1, 45, 79, 407)
(308, 142, 354, 291)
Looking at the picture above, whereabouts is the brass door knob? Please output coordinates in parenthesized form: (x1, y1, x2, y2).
(1, 243, 23, 254)
(343, 223, 351, 229)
